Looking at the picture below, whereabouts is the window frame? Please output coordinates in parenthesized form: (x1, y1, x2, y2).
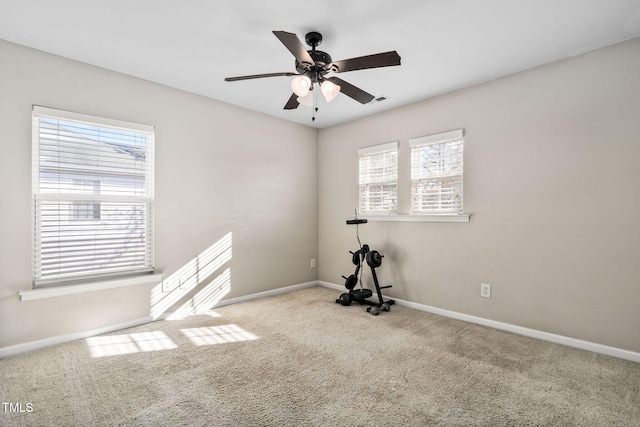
(410, 129, 465, 215)
(357, 141, 399, 215)
(31, 105, 155, 288)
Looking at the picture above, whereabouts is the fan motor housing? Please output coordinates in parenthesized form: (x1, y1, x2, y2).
(295, 32, 338, 77)
(310, 50, 332, 65)
(295, 50, 333, 75)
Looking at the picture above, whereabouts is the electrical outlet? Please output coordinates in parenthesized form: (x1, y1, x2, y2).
(481, 283, 491, 298)
(310, 258, 316, 268)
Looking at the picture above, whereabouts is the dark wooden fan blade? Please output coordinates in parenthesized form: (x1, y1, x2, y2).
(225, 72, 297, 82)
(327, 77, 375, 104)
(273, 31, 315, 66)
(284, 93, 300, 110)
(330, 51, 401, 73)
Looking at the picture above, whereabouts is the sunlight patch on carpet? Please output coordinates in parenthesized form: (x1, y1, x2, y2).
(86, 331, 178, 357)
(180, 324, 259, 346)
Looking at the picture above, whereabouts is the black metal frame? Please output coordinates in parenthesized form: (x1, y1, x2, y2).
(336, 218, 395, 315)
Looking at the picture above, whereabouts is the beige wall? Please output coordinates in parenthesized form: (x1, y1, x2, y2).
(0, 40, 319, 348)
(318, 38, 640, 353)
(2, 37, 639, 355)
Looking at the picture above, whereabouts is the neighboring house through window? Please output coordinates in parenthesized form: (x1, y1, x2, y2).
(72, 179, 101, 221)
(32, 106, 155, 286)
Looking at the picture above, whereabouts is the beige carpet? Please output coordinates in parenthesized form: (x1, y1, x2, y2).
(1, 286, 639, 426)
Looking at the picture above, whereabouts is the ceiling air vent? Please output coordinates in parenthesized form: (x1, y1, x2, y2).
(367, 95, 388, 105)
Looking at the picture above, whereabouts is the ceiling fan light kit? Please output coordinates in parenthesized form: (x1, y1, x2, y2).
(297, 90, 314, 107)
(225, 30, 401, 120)
(291, 75, 312, 97)
(320, 80, 341, 103)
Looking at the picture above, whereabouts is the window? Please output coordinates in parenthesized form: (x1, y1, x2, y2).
(358, 141, 398, 214)
(410, 130, 464, 214)
(32, 106, 154, 286)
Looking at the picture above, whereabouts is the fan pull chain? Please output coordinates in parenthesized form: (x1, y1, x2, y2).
(312, 84, 318, 122)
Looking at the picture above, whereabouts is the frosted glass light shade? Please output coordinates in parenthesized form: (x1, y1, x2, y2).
(291, 75, 312, 97)
(297, 90, 314, 107)
(321, 80, 341, 103)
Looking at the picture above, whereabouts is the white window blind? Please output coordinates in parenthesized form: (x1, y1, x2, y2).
(32, 106, 155, 286)
(358, 141, 398, 214)
(410, 129, 464, 214)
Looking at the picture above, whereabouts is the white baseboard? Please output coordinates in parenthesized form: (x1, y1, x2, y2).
(319, 281, 640, 363)
(4, 280, 638, 364)
(213, 280, 318, 308)
(0, 280, 319, 359)
(0, 316, 153, 359)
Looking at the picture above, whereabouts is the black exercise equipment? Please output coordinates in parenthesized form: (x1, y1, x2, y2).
(336, 213, 395, 315)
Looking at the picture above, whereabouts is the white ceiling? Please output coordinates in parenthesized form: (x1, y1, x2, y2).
(2, 0, 640, 128)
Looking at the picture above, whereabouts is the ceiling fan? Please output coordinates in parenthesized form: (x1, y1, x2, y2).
(224, 31, 401, 119)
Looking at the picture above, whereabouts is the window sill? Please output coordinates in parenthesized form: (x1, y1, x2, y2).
(19, 273, 163, 301)
(363, 214, 470, 223)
